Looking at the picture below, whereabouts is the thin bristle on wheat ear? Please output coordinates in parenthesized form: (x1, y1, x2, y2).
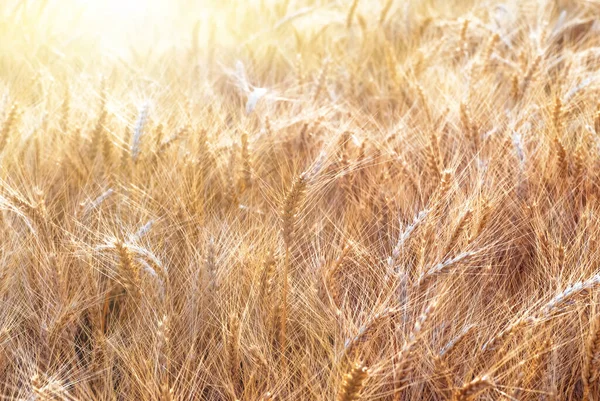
(337, 362, 369, 401)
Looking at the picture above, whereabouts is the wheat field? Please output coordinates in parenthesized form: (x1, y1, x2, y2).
(1, 0, 600, 399)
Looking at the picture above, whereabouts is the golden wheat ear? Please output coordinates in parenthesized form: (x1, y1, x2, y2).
(0, 103, 19, 153)
(453, 375, 495, 401)
(278, 172, 307, 362)
(583, 314, 600, 398)
(337, 361, 368, 401)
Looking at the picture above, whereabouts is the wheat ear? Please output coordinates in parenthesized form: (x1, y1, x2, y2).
(337, 362, 369, 401)
(279, 173, 307, 358)
(583, 313, 600, 399)
(453, 375, 495, 401)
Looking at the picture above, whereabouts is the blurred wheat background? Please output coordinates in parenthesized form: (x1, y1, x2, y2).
(1, 0, 600, 400)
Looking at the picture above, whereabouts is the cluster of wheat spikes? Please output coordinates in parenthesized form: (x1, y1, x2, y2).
(2, 0, 600, 399)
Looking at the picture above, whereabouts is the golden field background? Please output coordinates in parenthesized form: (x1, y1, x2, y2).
(1, 0, 600, 399)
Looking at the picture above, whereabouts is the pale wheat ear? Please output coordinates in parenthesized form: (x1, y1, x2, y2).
(0, 103, 19, 153)
(312, 58, 329, 102)
(295, 53, 305, 92)
(379, 0, 393, 24)
(460, 102, 477, 150)
(519, 54, 542, 98)
(239, 131, 252, 192)
(552, 94, 563, 134)
(60, 86, 70, 133)
(343, 306, 400, 361)
(426, 130, 441, 179)
(474, 197, 491, 238)
(541, 274, 600, 317)
(346, 0, 360, 29)
(480, 33, 500, 73)
(89, 82, 107, 160)
(131, 103, 149, 162)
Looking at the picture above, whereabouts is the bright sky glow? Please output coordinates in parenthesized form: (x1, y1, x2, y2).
(80, 0, 150, 16)
(65, 0, 221, 51)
